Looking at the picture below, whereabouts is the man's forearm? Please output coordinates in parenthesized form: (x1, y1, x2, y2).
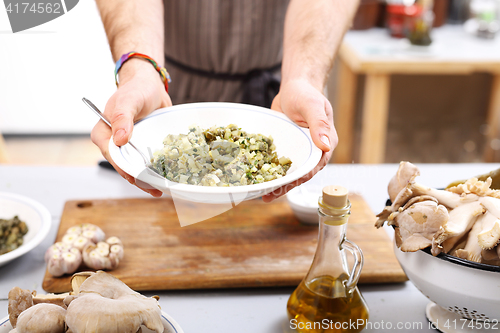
(96, 0, 165, 77)
(282, 0, 359, 90)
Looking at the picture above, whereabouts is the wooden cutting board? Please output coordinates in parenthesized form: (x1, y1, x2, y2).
(42, 194, 406, 293)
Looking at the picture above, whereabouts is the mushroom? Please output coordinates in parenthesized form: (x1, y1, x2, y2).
(8, 287, 34, 328)
(8, 287, 70, 328)
(388, 161, 420, 202)
(411, 183, 479, 209)
(377, 162, 500, 265)
(393, 200, 449, 252)
(82, 237, 124, 270)
(15, 303, 66, 333)
(455, 212, 487, 263)
(478, 217, 500, 250)
(33, 293, 69, 308)
(375, 162, 473, 228)
(45, 242, 82, 277)
(447, 177, 500, 199)
(70, 271, 94, 295)
(432, 201, 484, 255)
(64, 271, 163, 333)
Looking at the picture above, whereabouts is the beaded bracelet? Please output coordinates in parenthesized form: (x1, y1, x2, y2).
(114, 52, 172, 92)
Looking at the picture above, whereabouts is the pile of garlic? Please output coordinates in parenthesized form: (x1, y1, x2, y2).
(45, 224, 124, 277)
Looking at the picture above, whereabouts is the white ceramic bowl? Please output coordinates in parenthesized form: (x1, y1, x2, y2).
(109, 102, 322, 204)
(394, 241, 500, 321)
(286, 186, 322, 224)
(0, 311, 183, 333)
(0, 192, 51, 267)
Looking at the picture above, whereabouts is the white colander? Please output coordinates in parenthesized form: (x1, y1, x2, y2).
(394, 241, 500, 322)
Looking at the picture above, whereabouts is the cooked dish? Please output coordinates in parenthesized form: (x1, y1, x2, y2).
(0, 216, 28, 255)
(152, 124, 292, 186)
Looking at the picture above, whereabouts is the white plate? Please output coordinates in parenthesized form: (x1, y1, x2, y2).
(0, 192, 51, 267)
(109, 102, 322, 204)
(0, 311, 184, 333)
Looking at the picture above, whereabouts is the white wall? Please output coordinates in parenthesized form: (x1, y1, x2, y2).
(0, 1, 115, 134)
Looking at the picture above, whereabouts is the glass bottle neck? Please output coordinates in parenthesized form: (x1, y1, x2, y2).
(317, 199, 351, 251)
(316, 199, 351, 262)
(318, 198, 351, 227)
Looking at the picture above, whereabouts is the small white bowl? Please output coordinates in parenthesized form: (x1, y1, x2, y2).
(394, 240, 500, 321)
(286, 186, 321, 224)
(0, 192, 52, 267)
(109, 102, 322, 204)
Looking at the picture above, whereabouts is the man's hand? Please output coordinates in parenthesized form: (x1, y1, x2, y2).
(94, 0, 166, 196)
(262, 0, 359, 202)
(263, 78, 338, 202)
(91, 60, 171, 197)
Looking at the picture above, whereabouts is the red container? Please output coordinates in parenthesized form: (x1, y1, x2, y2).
(352, 0, 381, 30)
(386, 4, 422, 38)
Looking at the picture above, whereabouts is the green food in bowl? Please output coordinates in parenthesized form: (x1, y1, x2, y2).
(152, 124, 292, 186)
(0, 216, 28, 255)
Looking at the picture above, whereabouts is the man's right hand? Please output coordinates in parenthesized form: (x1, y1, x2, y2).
(91, 60, 172, 197)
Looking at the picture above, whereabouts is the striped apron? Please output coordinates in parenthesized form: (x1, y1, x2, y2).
(164, 0, 290, 107)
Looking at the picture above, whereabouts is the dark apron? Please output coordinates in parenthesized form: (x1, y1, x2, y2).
(165, 55, 281, 108)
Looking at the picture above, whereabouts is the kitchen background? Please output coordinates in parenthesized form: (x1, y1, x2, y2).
(1, 0, 499, 165)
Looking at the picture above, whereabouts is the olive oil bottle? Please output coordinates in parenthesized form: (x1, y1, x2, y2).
(287, 186, 369, 333)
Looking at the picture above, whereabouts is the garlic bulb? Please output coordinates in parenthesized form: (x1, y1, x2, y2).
(83, 237, 124, 270)
(45, 243, 82, 277)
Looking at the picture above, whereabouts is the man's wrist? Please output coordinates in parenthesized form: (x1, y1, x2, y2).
(117, 57, 164, 86)
(282, 71, 325, 93)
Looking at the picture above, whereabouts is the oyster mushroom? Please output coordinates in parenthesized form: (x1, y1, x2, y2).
(482, 245, 499, 261)
(393, 200, 448, 252)
(432, 201, 485, 255)
(15, 303, 66, 333)
(388, 161, 420, 202)
(447, 177, 500, 199)
(411, 183, 478, 209)
(455, 212, 488, 263)
(45, 242, 82, 277)
(82, 237, 124, 270)
(33, 293, 69, 308)
(375, 161, 471, 228)
(8, 287, 70, 328)
(65, 271, 163, 333)
(8, 287, 34, 328)
(70, 271, 94, 295)
(478, 218, 500, 250)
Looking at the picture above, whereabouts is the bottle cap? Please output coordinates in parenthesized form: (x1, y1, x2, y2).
(322, 185, 348, 208)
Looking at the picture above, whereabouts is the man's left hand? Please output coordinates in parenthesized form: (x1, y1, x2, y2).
(263, 78, 338, 202)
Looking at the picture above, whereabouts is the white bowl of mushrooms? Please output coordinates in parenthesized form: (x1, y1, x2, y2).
(377, 162, 500, 324)
(3, 271, 184, 333)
